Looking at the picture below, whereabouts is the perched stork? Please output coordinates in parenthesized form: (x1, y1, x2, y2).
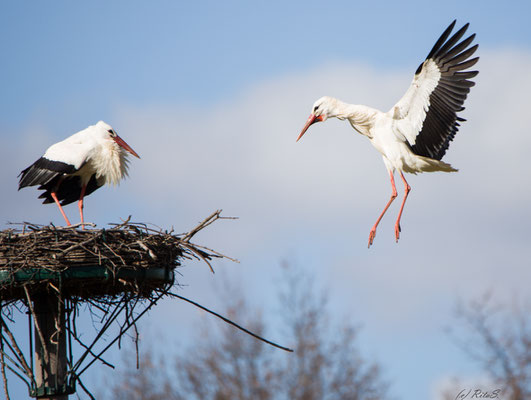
(297, 20, 478, 247)
(18, 121, 140, 226)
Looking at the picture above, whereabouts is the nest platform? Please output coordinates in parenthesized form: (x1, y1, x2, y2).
(0, 213, 231, 302)
(0, 211, 235, 399)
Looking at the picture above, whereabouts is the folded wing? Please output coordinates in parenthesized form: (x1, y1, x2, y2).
(18, 139, 95, 205)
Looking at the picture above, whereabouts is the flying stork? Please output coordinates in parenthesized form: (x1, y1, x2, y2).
(296, 20, 478, 247)
(19, 121, 140, 226)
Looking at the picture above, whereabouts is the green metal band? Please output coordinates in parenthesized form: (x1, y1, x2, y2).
(0, 265, 173, 285)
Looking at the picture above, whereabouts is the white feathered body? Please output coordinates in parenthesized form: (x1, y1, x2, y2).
(323, 98, 457, 175)
(43, 123, 130, 187)
(19, 121, 134, 206)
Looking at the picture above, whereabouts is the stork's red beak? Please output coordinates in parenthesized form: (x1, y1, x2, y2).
(114, 135, 141, 159)
(297, 114, 324, 142)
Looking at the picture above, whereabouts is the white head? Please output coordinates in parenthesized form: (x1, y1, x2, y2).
(296, 96, 339, 142)
(94, 121, 140, 159)
(86, 121, 141, 186)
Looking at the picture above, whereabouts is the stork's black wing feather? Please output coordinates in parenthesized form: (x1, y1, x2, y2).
(38, 175, 102, 206)
(19, 156, 101, 206)
(18, 157, 77, 189)
(393, 21, 479, 161)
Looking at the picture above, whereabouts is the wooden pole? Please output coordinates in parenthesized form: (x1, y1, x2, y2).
(33, 294, 68, 400)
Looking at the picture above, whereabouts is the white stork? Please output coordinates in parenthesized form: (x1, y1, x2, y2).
(18, 121, 140, 226)
(297, 20, 479, 248)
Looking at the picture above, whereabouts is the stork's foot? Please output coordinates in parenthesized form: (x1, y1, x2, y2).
(394, 222, 401, 243)
(368, 227, 377, 248)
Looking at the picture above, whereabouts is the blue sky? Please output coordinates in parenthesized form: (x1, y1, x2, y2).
(2, 1, 531, 399)
(3, 0, 531, 128)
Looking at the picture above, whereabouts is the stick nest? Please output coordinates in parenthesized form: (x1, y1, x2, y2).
(0, 211, 235, 301)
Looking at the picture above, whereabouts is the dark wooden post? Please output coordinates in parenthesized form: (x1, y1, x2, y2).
(33, 294, 68, 400)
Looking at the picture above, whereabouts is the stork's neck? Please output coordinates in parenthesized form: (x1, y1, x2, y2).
(328, 98, 378, 137)
(90, 141, 130, 186)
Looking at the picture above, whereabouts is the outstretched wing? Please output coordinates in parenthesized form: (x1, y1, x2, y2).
(392, 20, 479, 160)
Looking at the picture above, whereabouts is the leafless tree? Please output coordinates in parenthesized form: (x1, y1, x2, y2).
(104, 263, 390, 400)
(106, 349, 179, 400)
(445, 293, 531, 400)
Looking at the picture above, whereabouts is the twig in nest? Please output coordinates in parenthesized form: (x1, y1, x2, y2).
(61, 234, 102, 255)
(186, 242, 239, 264)
(113, 215, 132, 229)
(180, 242, 216, 274)
(182, 209, 238, 242)
(58, 222, 97, 230)
(135, 241, 157, 260)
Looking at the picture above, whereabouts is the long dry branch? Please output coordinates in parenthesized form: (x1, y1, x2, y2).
(0, 339, 28, 380)
(0, 335, 10, 400)
(167, 292, 294, 353)
(0, 315, 34, 382)
(63, 324, 114, 370)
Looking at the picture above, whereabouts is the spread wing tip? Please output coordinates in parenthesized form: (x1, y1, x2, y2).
(406, 21, 479, 161)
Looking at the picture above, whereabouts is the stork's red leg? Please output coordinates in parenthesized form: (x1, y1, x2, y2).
(51, 191, 71, 226)
(368, 171, 397, 248)
(78, 184, 87, 229)
(394, 171, 411, 242)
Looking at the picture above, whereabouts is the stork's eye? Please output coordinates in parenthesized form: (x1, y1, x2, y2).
(107, 129, 116, 137)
